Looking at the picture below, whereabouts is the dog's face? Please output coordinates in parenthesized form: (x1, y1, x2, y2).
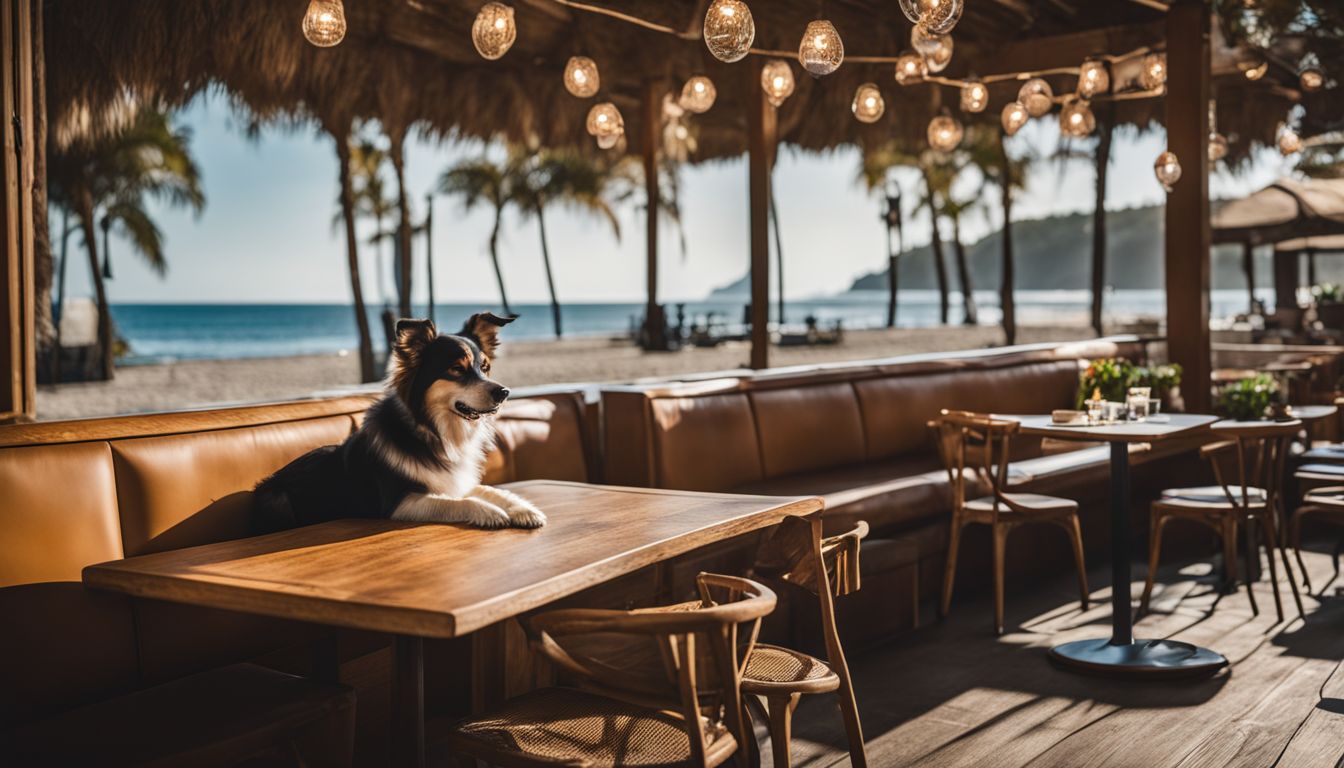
(389, 313, 516, 423)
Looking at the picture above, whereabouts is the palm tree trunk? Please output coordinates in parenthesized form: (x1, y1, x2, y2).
(53, 207, 71, 383)
(952, 215, 977, 325)
(770, 190, 785, 326)
(922, 169, 950, 325)
(488, 212, 512, 315)
(77, 190, 113, 381)
(1242, 242, 1256, 312)
(390, 133, 413, 319)
(334, 130, 378, 383)
(536, 205, 562, 337)
(1090, 101, 1114, 337)
(999, 132, 1017, 346)
(424, 193, 436, 324)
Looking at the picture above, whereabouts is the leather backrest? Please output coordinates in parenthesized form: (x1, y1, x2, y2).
(651, 393, 764, 491)
(750, 383, 866, 478)
(484, 392, 591, 484)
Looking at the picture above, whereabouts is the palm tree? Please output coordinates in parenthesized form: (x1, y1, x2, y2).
(920, 157, 976, 325)
(941, 193, 979, 325)
(512, 148, 622, 338)
(439, 155, 521, 315)
(344, 137, 400, 346)
(47, 108, 204, 380)
(322, 118, 379, 383)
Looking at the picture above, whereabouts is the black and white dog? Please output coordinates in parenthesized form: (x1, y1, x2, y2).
(251, 313, 546, 534)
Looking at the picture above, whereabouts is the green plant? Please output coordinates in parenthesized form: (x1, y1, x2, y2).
(1078, 358, 1136, 406)
(1314, 283, 1343, 304)
(1215, 374, 1281, 421)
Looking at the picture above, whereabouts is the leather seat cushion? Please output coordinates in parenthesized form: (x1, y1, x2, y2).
(1301, 444, 1344, 463)
(1159, 486, 1268, 506)
(488, 395, 590, 484)
(1296, 462, 1344, 480)
(651, 393, 764, 491)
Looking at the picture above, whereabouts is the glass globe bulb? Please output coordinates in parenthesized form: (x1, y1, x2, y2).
(798, 20, 844, 76)
(302, 0, 346, 47)
(1059, 99, 1096, 137)
(761, 59, 796, 107)
(1300, 67, 1325, 92)
(1078, 59, 1110, 98)
(704, 0, 755, 64)
(899, 0, 964, 35)
(1140, 52, 1167, 90)
(1018, 78, 1054, 118)
(1001, 101, 1029, 136)
(894, 50, 928, 85)
(1208, 132, 1229, 163)
(1154, 150, 1181, 192)
(472, 2, 517, 61)
(679, 76, 717, 114)
(563, 56, 600, 98)
(586, 102, 624, 139)
(596, 132, 622, 150)
(1279, 127, 1302, 156)
(960, 79, 989, 113)
(915, 29, 953, 73)
(852, 83, 885, 123)
(1237, 50, 1267, 81)
(928, 114, 964, 153)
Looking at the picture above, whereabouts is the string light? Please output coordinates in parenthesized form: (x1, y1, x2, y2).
(302, 0, 346, 47)
(1278, 126, 1302, 155)
(852, 83, 885, 123)
(563, 56, 599, 98)
(596, 132, 622, 150)
(1154, 150, 1181, 192)
(899, 0, 964, 35)
(1300, 67, 1324, 92)
(1208, 133, 1229, 162)
(586, 102, 624, 141)
(798, 20, 844, 76)
(1001, 101, 1028, 136)
(761, 59, 796, 106)
(1078, 58, 1110, 98)
(912, 26, 953, 74)
(960, 79, 988, 113)
(928, 113, 964, 153)
(703, 0, 755, 63)
(895, 50, 927, 85)
(472, 2, 517, 60)
(1018, 78, 1053, 118)
(1059, 98, 1095, 137)
(1237, 50, 1268, 81)
(1140, 52, 1166, 90)
(679, 76, 717, 113)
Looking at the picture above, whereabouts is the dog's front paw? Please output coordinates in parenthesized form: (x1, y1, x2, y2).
(460, 498, 512, 529)
(506, 498, 547, 529)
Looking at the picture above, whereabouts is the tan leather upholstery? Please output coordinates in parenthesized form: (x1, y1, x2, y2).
(651, 393, 764, 491)
(751, 383, 866, 478)
(487, 393, 590, 484)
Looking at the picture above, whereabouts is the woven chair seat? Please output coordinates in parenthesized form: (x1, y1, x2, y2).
(447, 687, 736, 768)
(1157, 485, 1267, 508)
(740, 644, 838, 696)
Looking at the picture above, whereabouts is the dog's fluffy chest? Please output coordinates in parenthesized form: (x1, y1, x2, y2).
(370, 409, 496, 497)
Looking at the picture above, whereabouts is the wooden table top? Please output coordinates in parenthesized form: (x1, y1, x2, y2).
(1287, 404, 1338, 422)
(1007, 413, 1219, 443)
(83, 481, 822, 639)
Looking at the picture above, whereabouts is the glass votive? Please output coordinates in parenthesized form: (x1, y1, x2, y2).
(1103, 401, 1125, 423)
(1085, 398, 1104, 424)
(1126, 387, 1151, 422)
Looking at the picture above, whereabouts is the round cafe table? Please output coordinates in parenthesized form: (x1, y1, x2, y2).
(1009, 413, 1227, 678)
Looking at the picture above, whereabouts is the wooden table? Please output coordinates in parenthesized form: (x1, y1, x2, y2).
(1010, 414, 1226, 678)
(84, 481, 824, 767)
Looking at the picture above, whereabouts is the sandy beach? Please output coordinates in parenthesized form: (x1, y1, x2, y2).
(35, 324, 1121, 420)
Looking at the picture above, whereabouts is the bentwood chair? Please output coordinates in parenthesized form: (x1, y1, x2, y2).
(745, 515, 869, 768)
(445, 573, 774, 768)
(933, 410, 1089, 635)
(1141, 420, 1306, 622)
(1289, 487, 1344, 594)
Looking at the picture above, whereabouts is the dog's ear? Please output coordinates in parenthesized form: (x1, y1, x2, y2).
(460, 312, 516, 355)
(393, 318, 437, 364)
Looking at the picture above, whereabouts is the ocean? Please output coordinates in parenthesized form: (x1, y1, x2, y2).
(107, 289, 1273, 364)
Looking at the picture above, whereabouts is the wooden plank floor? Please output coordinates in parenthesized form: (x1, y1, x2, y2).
(768, 545, 1344, 768)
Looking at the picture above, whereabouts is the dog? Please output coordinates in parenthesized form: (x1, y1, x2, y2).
(251, 312, 547, 534)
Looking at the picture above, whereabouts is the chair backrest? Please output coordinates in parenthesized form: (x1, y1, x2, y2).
(1205, 419, 1302, 509)
(931, 410, 1019, 515)
(527, 574, 776, 767)
(753, 517, 868, 599)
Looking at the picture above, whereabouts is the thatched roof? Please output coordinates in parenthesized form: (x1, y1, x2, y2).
(1213, 177, 1344, 245)
(44, 0, 1325, 164)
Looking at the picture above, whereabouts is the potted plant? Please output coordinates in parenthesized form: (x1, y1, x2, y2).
(1314, 283, 1344, 330)
(1137, 363, 1183, 412)
(1215, 373, 1282, 421)
(1077, 358, 1136, 407)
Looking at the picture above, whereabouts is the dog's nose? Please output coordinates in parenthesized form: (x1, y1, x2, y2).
(490, 385, 510, 404)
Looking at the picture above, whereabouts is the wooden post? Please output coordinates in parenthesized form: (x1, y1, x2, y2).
(0, 0, 36, 422)
(1164, 0, 1212, 414)
(641, 79, 668, 351)
(746, 61, 776, 370)
(1242, 241, 1256, 312)
(1272, 247, 1299, 313)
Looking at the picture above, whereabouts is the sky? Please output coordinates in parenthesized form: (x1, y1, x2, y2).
(59, 93, 1298, 306)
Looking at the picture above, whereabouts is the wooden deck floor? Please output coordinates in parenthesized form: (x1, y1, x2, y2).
(771, 545, 1344, 768)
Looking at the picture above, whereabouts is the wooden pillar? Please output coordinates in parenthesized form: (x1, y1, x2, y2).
(746, 60, 776, 370)
(1242, 241, 1256, 311)
(0, 0, 36, 422)
(1272, 247, 1299, 313)
(1164, 0, 1212, 414)
(641, 79, 668, 351)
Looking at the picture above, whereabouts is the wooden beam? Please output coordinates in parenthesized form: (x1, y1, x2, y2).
(1272, 248, 1299, 313)
(0, 0, 35, 422)
(958, 21, 1165, 79)
(746, 60, 775, 371)
(1164, 0, 1211, 414)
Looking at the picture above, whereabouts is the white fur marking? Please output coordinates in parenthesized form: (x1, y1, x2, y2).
(392, 493, 512, 528)
(469, 485, 547, 528)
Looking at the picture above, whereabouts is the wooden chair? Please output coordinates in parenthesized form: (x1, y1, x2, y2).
(1141, 420, 1306, 622)
(932, 410, 1089, 635)
(1289, 486, 1344, 594)
(444, 573, 775, 768)
(745, 515, 869, 768)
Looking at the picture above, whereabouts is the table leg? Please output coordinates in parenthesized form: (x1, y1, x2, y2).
(1048, 441, 1229, 678)
(393, 635, 425, 768)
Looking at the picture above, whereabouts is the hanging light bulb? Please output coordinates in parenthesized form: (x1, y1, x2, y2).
(302, 0, 346, 47)
(596, 132, 622, 150)
(1059, 98, 1096, 138)
(1078, 58, 1110, 98)
(563, 56, 600, 98)
(1140, 52, 1167, 90)
(898, 0, 964, 35)
(679, 76, 717, 114)
(704, 0, 755, 63)
(798, 20, 844, 76)
(1001, 101, 1029, 136)
(1018, 78, 1054, 118)
(928, 114, 964, 153)
(586, 102, 624, 139)
(761, 59, 796, 107)
(961, 79, 989, 113)
(894, 50, 927, 85)
(1279, 126, 1302, 155)
(1208, 133, 1229, 162)
(852, 83, 885, 123)
(472, 2, 517, 60)
(1154, 150, 1181, 192)
(1300, 67, 1325, 92)
(911, 26, 953, 73)
(1236, 49, 1268, 81)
